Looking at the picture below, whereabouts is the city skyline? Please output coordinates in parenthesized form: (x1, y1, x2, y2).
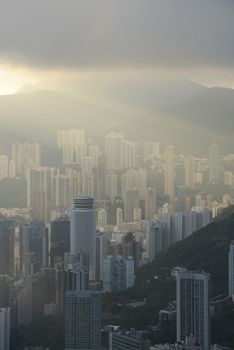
(0, 1, 234, 349)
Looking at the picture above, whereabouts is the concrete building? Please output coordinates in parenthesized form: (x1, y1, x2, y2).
(96, 233, 107, 283)
(65, 291, 101, 350)
(0, 308, 10, 350)
(12, 142, 41, 176)
(146, 219, 169, 262)
(124, 189, 140, 223)
(50, 217, 70, 267)
(103, 255, 134, 292)
(57, 129, 86, 165)
(228, 240, 234, 298)
(208, 140, 220, 185)
(164, 145, 174, 199)
(70, 196, 96, 280)
(176, 271, 210, 350)
(184, 155, 196, 189)
(109, 329, 150, 350)
(145, 188, 157, 222)
(105, 132, 124, 170)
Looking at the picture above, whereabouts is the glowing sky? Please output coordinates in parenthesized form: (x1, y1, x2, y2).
(0, 0, 233, 94)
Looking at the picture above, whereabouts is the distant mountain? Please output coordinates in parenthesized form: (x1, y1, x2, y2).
(0, 89, 136, 153)
(85, 77, 206, 112)
(0, 82, 234, 155)
(125, 87, 234, 154)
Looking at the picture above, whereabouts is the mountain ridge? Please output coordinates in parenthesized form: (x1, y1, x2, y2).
(0, 84, 233, 154)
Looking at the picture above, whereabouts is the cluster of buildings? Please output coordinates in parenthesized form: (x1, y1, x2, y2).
(0, 129, 233, 349)
(0, 196, 135, 350)
(0, 192, 233, 349)
(109, 255, 234, 350)
(0, 130, 233, 225)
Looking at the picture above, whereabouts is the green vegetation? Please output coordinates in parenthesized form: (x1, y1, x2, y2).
(103, 207, 234, 346)
(11, 315, 64, 350)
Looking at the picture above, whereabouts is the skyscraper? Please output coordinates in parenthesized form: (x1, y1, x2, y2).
(172, 212, 183, 243)
(146, 219, 170, 262)
(12, 142, 41, 176)
(124, 189, 140, 223)
(208, 140, 220, 184)
(145, 187, 157, 221)
(0, 155, 9, 179)
(103, 255, 134, 292)
(20, 222, 49, 273)
(122, 140, 136, 169)
(27, 167, 57, 221)
(50, 217, 70, 267)
(164, 145, 174, 199)
(65, 291, 101, 350)
(70, 196, 96, 280)
(121, 168, 147, 200)
(96, 208, 107, 230)
(54, 174, 70, 212)
(184, 155, 196, 189)
(96, 232, 107, 283)
(56, 261, 89, 314)
(105, 172, 118, 202)
(0, 276, 11, 309)
(105, 132, 124, 170)
(176, 271, 210, 350)
(228, 240, 234, 298)
(57, 129, 86, 165)
(89, 145, 100, 169)
(0, 308, 10, 350)
(0, 220, 14, 276)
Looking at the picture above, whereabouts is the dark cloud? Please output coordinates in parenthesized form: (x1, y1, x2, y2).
(0, 0, 233, 69)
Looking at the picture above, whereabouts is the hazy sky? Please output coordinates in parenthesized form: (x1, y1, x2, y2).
(0, 0, 233, 93)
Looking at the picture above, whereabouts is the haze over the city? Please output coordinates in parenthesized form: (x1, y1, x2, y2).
(0, 2, 234, 350)
(0, 0, 234, 154)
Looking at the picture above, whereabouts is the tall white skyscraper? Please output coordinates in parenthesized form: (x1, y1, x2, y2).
(70, 196, 96, 280)
(0, 308, 10, 350)
(228, 241, 234, 297)
(176, 271, 210, 350)
(164, 145, 174, 199)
